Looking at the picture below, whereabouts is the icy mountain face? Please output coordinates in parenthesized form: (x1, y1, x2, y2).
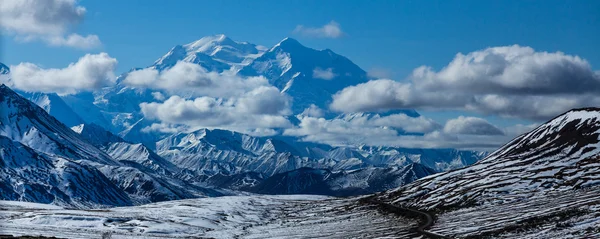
(246, 163, 436, 196)
(383, 108, 600, 210)
(239, 38, 369, 115)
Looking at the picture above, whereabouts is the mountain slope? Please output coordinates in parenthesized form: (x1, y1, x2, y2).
(384, 108, 600, 209)
(0, 135, 133, 207)
(377, 108, 600, 238)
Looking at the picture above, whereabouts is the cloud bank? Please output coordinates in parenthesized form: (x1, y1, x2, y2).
(0, 0, 101, 49)
(331, 45, 600, 120)
(6, 53, 117, 94)
(124, 61, 271, 98)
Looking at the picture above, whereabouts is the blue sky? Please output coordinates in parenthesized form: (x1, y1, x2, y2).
(1, 0, 599, 146)
(3, 0, 598, 76)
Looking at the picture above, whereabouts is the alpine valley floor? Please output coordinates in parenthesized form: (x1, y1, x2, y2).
(0, 195, 420, 239)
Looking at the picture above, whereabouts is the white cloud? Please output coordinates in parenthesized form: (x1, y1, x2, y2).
(284, 114, 535, 151)
(284, 113, 441, 146)
(46, 33, 101, 49)
(313, 67, 336, 80)
(300, 104, 325, 118)
(5, 53, 117, 95)
(293, 21, 344, 39)
(443, 116, 504, 135)
(331, 45, 600, 121)
(139, 90, 292, 134)
(235, 86, 291, 115)
(151, 92, 165, 101)
(0, 0, 102, 49)
(123, 61, 271, 98)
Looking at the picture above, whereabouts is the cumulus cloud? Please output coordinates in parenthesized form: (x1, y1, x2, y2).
(0, 0, 102, 49)
(313, 68, 336, 80)
(443, 116, 504, 135)
(123, 61, 270, 98)
(236, 86, 291, 115)
(46, 34, 102, 49)
(284, 112, 442, 146)
(151, 92, 165, 101)
(293, 21, 344, 39)
(5, 53, 117, 94)
(331, 45, 600, 120)
(300, 104, 325, 118)
(139, 87, 292, 134)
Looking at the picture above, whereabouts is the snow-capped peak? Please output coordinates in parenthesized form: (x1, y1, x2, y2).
(270, 37, 304, 52)
(152, 34, 266, 72)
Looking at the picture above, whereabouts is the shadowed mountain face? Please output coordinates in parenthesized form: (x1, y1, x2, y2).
(246, 163, 437, 197)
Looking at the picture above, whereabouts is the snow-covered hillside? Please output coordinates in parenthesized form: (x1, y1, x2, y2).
(377, 108, 600, 237)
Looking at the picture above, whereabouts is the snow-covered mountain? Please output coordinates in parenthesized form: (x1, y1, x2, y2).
(0, 85, 222, 207)
(378, 108, 600, 237)
(0, 85, 117, 166)
(239, 37, 369, 114)
(155, 128, 484, 178)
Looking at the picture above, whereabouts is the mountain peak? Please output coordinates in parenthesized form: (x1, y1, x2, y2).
(0, 62, 9, 74)
(185, 34, 234, 49)
(272, 37, 304, 51)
